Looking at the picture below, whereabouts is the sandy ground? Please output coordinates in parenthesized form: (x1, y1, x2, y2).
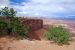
(0, 19, 75, 50)
(0, 37, 75, 50)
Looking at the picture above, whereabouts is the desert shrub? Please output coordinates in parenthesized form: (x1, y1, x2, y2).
(6, 17, 19, 34)
(44, 26, 71, 45)
(6, 17, 29, 39)
(17, 25, 29, 39)
(0, 21, 7, 35)
(0, 17, 29, 39)
(0, 7, 29, 39)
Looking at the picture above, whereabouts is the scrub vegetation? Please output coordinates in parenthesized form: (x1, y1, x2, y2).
(44, 26, 71, 45)
(0, 7, 29, 39)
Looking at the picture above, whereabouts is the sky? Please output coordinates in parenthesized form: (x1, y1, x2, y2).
(0, 0, 75, 18)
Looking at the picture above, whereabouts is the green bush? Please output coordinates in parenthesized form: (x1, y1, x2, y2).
(0, 7, 29, 39)
(18, 25, 29, 39)
(7, 17, 29, 39)
(0, 21, 7, 35)
(44, 26, 71, 45)
(6, 17, 20, 35)
(0, 17, 29, 39)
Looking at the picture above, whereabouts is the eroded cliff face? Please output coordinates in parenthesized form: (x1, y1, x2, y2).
(19, 18, 43, 40)
(19, 18, 43, 31)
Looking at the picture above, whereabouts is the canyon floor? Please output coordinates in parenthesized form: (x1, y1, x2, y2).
(0, 19, 75, 50)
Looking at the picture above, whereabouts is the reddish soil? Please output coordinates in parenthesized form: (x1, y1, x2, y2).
(28, 29, 47, 40)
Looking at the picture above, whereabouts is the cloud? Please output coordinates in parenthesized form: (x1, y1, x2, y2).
(0, 0, 75, 18)
(0, 0, 10, 8)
